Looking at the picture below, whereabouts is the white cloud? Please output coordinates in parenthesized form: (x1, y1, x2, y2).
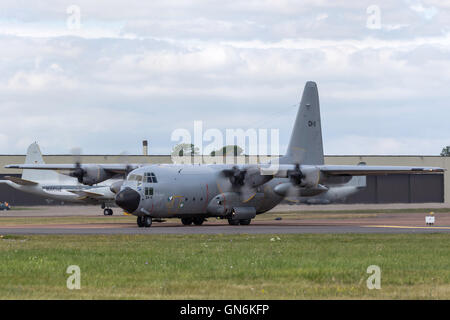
(0, 1, 449, 155)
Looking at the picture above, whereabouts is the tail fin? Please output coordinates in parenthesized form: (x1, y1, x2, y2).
(280, 81, 324, 165)
(21, 143, 61, 182)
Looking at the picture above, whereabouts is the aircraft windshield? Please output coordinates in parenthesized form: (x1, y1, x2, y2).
(144, 172, 158, 183)
(128, 174, 143, 182)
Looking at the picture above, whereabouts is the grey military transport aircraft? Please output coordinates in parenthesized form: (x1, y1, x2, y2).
(6, 82, 444, 227)
(2, 142, 121, 215)
(113, 81, 444, 227)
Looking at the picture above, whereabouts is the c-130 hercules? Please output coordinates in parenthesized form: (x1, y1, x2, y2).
(113, 82, 444, 227)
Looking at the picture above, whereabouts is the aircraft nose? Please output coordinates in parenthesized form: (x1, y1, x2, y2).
(115, 187, 141, 213)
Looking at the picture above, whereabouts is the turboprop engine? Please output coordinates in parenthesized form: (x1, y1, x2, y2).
(272, 165, 328, 197)
(220, 166, 272, 202)
(70, 165, 112, 185)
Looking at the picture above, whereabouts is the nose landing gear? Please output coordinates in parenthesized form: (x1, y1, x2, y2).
(137, 216, 152, 228)
(101, 203, 113, 216)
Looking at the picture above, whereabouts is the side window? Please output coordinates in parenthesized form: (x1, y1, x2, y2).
(145, 187, 154, 196)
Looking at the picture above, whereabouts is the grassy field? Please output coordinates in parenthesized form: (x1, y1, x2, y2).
(0, 233, 449, 299)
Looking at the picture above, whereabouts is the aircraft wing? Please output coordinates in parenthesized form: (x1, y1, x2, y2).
(4, 163, 140, 174)
(317, 165, 444, 176)
(68, 190, 107, 199)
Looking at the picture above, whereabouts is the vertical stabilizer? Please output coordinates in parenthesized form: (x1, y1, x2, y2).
(280, 81, 324, 165)
(22, 143, 61, 183)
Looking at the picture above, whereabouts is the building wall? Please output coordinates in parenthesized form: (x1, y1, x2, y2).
(323, 155, 449, 203)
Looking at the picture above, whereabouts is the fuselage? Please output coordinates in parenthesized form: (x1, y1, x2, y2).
(3, 179, 117, 204)
(118, 164, 285, 218)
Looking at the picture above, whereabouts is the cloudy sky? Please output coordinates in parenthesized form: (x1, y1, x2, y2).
(0, 0, 449, 155)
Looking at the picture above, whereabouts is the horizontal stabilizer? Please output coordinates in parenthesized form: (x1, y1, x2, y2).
(3, 176, 38, 186)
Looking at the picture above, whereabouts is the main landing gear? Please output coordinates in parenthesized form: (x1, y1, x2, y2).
(181, 217, 205, 226)
(137, 216, 152, 228)
(228, 218, 252, 226)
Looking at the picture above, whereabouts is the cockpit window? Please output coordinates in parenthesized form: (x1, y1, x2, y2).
(144, 172, 158, 183)
(128, 174, 143, 182)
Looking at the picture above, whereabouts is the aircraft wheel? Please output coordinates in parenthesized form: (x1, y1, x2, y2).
(137, 216, 144, 228)
(104, 208, 113, 216)
(143, 216, 152, 228)
(193, 217, 205, 226)
(228, 219, 240, 226)
(240, 219, 251, 225)
(181, 218, 193, 225)
(103, 209, 109, 216)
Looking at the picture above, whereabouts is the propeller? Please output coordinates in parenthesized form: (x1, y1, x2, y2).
(220, 166, 271, 202)
(67, 147, 112, 186)
(222, 166, 246, 186)
(274, 163, 327, 198)
(118, 151, 133, 178)
(220, 166, 253, 202)
(69, 147, 86, 184)
(286, 163, 303, 185)
(109, 151, 133, 194)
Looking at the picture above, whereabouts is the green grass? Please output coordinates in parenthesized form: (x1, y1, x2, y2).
(0, 234, 449, 299)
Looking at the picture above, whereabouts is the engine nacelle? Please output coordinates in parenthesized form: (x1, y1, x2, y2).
(110, 180, 124, 194)
(273, 183, 328, 197)
(80, 166, 112, 185)
(230, 207, 256, 220)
